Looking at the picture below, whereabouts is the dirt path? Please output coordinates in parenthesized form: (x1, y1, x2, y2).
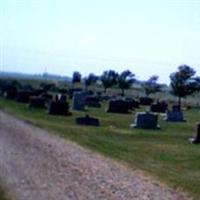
(0, 111, 191, 200)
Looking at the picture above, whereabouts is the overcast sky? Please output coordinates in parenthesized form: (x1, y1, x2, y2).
(1, 0, 200, 83)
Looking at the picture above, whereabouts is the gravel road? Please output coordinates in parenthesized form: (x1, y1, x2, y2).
(0, 111, 191, 200)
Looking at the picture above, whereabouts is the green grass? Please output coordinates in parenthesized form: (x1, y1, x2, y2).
(0, 186, 9, 200)
(0, 98, 200, 199)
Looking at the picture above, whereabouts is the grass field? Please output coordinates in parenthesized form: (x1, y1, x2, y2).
(0, 186, 9, 200)
(0, 97, 200, 199)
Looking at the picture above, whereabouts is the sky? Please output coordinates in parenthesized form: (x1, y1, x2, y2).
(1, 0, 200, 84)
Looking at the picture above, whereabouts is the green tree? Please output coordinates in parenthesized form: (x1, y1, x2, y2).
(72, 71, 82, 85)
(118, 70, 135, 96)
(170, 65, 200, 107)
(84, 73, 99, 89)
(100, 70, 118, 93)
(143, 75, 162, 96)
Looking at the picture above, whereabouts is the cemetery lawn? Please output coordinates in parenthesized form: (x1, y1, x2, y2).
(0, 186, 9, 200)
(0, 98, 200, 199)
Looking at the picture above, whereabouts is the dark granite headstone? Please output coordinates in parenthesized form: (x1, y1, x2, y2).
(124, 98, 140, 110)
(189, 123, 200, 144)
(85, 96, 101, 108)
(55, 95, 59, 101)
(72, 92, 87, 111)
(150, 102, 168, 113)
(32, 89, 44, 96)
(48, 100, 72, 116)
(166, 107, 185, 122)
(172, 105, 181, 111)
(139, 97, 153, 106)
(59, 94, 67, 102)
(16, 91, 34, 103)
(40, 93, 53, 102)
(5, 86, 18, 99)
(131, 112, 159, 129)
(76, 115, 100, 126)
(29, 97, 46, 109)
(106, 100, 129, 114)
(131, 99, 140, 109)
(68, 88, 82, 99)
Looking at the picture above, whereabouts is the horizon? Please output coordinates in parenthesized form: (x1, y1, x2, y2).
(1, 0, 200, 84)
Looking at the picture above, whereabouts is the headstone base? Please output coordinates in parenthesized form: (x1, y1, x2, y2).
(76, 115, 100, 126)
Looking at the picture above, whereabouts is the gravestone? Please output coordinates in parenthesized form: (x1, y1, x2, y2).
(48, 100, 72, 116)
(131, 99, 140, 109)
(32, 89, 44, 96)
(166, 106, 185, 122)
(72, 92, 87, 111)
(40, 93, 53, 102)
(150, 101, 168, 113)
(189, 123, 200, 144)
(5, 86, 18, 99)
(131, 112, 159, 129)
(76, 114, 100, 126)
(106, 99, 129, 113)
(125, 98, 140, 110)
(55, 94, 59, 101)
(16, 90, 34, 103)
(29, 97, 46, 109)
(172, 105, 181, 111)
(139, 97, 153, 106)
(68, 88, 82, 99)
(59, 94, 67, 102)
(124, 99, 135, 111)
(85, 96, 101, 108)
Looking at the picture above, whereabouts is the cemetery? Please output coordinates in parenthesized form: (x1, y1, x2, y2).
(0, 66, 200, 199)
(1, 1, 200, 198)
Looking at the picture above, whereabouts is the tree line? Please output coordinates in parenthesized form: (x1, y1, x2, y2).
(72, 65, 200, 107)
